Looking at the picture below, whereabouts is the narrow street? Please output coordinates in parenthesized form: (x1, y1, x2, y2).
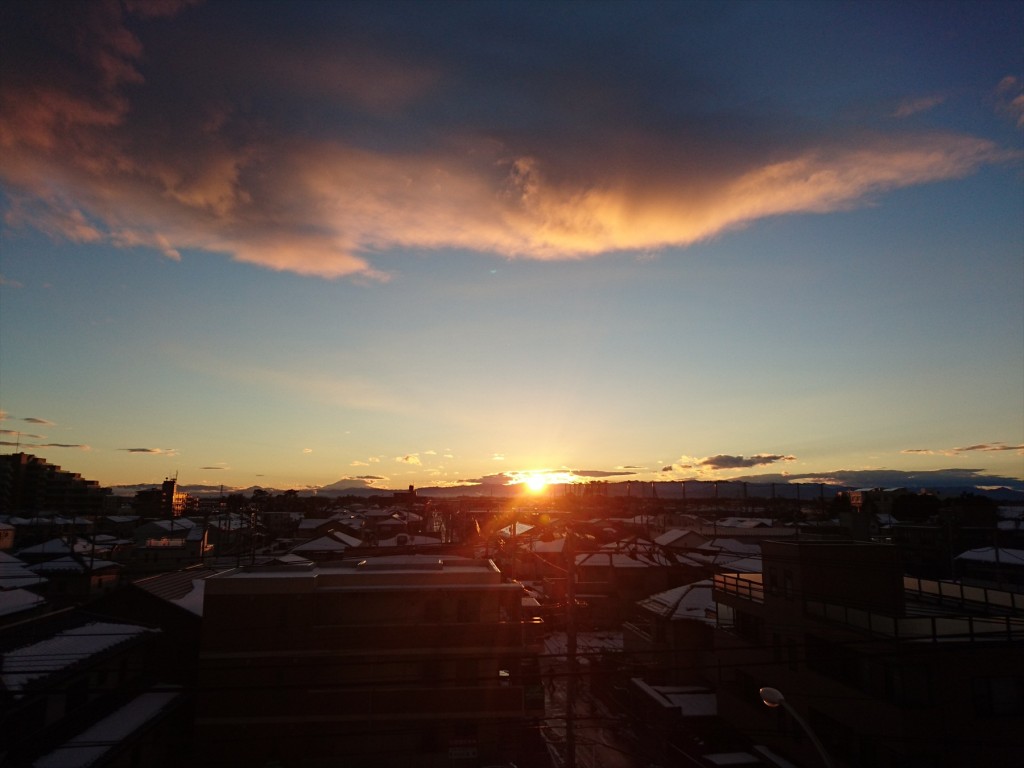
(540, 632, 647, 768)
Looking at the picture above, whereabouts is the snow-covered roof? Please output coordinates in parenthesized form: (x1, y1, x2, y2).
(497, 522, 535, 539)
(33, 688, 182, 768)
(576, 551, 671, 568)
(149, 517, 198, 531)
(171, 580, 207, 617)
(266, 553, 315, 566)
(654, 528, 706, 547)
(636, 579, 716, 623)
(0, 588, 46, 619)
(719, 556, 762, 574)
(954, 547, 1024, 566)
(2, 623, 156, 697)
(29, 556, 120, 574)
(599, 537, 658, 552)
(16, 538, 73, 556)
(529, 538, 565, 554)
(291, 530, 362, 552)
(377, 534, 442, 547)
(716, 517, 772, 528)
(698, 538, 761, 556)
(0, 559, 48, 589)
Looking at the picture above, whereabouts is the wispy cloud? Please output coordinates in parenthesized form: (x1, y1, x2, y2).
(21, 417, 56, 426)
(572, 469, 638, 478)
(118, 447, 179, 456)
(903, 442, 1023, 456)
(0, 4, 1013, 281)
(893, 94, 946, 118)
(1, 440, 90, 450)
(1, 429, 45, 439)
(396, 454, 421, 465)
(954, 442, 1024, 453)
(0, 274, 24, 288)
(995, 75, 1024, 128)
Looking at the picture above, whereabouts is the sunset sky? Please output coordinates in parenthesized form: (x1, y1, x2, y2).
(1, 0, 1022, 493)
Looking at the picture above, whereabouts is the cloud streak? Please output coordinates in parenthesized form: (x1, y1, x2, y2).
(118, 447, 179, 456)
(663, 453, 796, 474)
(902, 442, 1024, 457)
(0, 440, 90, 450)
(1, 3, 1015, 280)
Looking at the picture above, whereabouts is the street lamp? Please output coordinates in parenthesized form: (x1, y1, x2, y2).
(759, 687, 836, 768)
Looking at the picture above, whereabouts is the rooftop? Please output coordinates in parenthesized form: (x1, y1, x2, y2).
(204, 556, 517, 595)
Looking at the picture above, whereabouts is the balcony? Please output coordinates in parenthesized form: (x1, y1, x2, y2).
(903, 576, 1024, 614)
(713, 572, 764, 604)
(804, 600, 1024, 642)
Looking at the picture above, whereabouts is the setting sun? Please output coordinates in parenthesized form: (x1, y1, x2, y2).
(515, 469, 579, 493)
(523, 473, 549, 493)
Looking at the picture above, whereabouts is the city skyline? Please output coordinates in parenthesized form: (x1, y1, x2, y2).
(1, 1, 1022, 493)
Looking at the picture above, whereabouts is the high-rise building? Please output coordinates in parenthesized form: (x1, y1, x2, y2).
(0, 453, 108, 515)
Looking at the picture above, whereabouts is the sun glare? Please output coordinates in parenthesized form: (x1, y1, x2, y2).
(524, 474, 548, 493)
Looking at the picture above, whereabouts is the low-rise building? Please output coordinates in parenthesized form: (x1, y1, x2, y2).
(196, 555, 545, 767)
(711, 539, 1024, 768)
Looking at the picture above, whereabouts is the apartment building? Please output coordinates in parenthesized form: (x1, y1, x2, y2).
(712, 540, 1024, 768)
(195, 555, 545, 768)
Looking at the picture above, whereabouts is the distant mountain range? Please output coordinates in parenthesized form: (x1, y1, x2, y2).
(110, 470, 1024, 502)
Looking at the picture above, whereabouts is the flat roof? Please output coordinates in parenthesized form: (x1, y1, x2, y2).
(204, 556, 517, 595)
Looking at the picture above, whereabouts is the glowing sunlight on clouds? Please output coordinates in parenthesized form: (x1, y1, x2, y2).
(1, 2, 1016, 281)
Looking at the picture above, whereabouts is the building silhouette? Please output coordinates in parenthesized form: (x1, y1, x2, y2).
(195, 555, 545, 767)
(712, 540, 1023, 767)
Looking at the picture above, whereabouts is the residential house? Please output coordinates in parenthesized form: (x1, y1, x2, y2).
(130, 518, 208, 573)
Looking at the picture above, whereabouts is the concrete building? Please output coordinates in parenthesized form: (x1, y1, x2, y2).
(711, 540, 1024, 768)
(195, 555, 546, 767)
(0, 453, 109, 516)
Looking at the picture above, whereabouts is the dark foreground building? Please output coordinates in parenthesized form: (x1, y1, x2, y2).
(196, 555, 546, 768)
(712, 540, 1024, 768)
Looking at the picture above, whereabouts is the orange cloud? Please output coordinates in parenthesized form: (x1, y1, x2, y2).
(0, 3, 1016, 281)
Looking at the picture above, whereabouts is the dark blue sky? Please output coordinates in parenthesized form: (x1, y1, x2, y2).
(1, 0, 1021, 490)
